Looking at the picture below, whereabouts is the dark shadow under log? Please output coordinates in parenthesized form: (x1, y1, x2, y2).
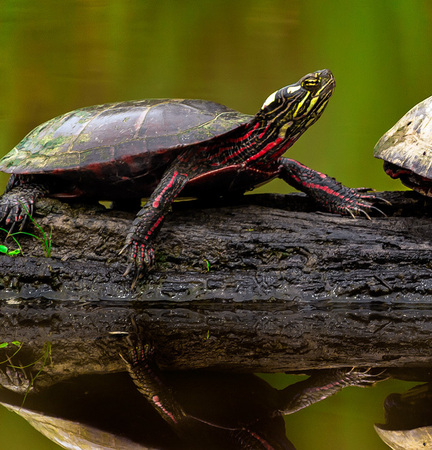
(0, 191, 432, 386)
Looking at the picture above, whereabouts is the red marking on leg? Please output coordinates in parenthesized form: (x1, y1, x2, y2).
(145, 215, 164, 240)
(285, 161, 373, 214)
(298, 179, 351, 203)
(151, 395, 178, 423)
(153, 171, 179, 208)
(247, 430, 274, 450)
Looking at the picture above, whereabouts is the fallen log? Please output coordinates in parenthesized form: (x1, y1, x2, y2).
(0, 191, 431, 386)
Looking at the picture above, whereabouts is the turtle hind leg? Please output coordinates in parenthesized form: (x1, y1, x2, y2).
(0, 175, 48, 230)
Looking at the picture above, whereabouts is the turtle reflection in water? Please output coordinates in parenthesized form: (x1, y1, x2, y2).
(0, 335, 385, 450)
(0, 69, 383, 285)
(375, 369, 432, 450)
(374, 95, 432, 197)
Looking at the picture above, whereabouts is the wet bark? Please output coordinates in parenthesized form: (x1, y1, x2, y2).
(0, 191, 432, 385)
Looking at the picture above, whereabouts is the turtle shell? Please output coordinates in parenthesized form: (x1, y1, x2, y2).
(375, 424, 432, 450)
(374, 95, 432, 180)
(1, 402, 147, 450)
(0, 99, 252, 176)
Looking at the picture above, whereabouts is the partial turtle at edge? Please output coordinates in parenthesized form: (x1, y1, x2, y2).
(374, 95, 432, 196)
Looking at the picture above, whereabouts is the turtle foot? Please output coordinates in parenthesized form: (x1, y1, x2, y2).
(342, 367, 389, 386)
(0, 180, 46, 232)
(0, 363, 32, 394)
(332, 187, 389, 219)
(120, 239, 155, 288)
(0, 189, 36, 232)
(121, 335, 156, 377)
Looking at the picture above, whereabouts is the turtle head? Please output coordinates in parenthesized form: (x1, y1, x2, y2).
(259, 69, 335, 138)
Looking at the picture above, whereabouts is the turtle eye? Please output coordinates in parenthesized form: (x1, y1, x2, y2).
(302, 76, 321, 92)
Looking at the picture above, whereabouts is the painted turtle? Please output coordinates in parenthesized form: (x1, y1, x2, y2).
(374, 95, 432, 196)
(0, 69, 379, 282)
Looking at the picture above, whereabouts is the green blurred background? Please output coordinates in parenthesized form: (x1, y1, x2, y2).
(0, 0, 431, 448)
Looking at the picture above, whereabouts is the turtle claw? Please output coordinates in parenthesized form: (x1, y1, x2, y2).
(372, 196, 392, 206)
(352, 187, 375, 194)
(122, 261, 134, 277)
(346, 367, 389, 386)
(131, 271, 144, 290)
(359, 209, 372, 220)
(6, 221, 17, 236)
(124, 264, 145, 290)
(355, 190, 392, 207)
(370, 205, 388, 217)
(337, 187, 391, 220)
(121, 239, 155, 287)
(118, 243, 128, 257)
(0, 191, 37, 232)
(346, 208, 356, 219)
(352, 198, 389, 219)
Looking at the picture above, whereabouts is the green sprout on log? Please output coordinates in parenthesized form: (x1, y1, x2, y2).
(0, 244, 21, 256)
(0, 203, 52, 258)
(204, 258, 210, 272)
(0, 341, 22, 358)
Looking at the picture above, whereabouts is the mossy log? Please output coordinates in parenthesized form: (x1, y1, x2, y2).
(0, 191, 432, 386)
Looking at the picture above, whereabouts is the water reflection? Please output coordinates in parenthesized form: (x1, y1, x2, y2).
(0, 334, 389, 450)
(375, 369, 432, 450)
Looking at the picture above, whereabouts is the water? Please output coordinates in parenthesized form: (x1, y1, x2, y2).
(1, 1, 432, 448)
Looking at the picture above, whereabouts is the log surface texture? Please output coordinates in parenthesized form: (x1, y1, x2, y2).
(0, 191, 431, 385)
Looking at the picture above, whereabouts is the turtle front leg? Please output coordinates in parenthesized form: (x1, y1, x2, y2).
(122, 168, 189, 281)
(121, 337, 188, 427)
(278, 368, 388, 415)
(279, 158, 384, 218)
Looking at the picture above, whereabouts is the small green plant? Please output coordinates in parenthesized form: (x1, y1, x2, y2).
(0, 230, 23, 255)
(204, 258, 210, 272)
(7, 342, 52, 372)
(0, 341, 22, 348)
(0, 203, 52, 257)
(0, 341, 22, 355)
(0, 244, 21, 256)
(20, 342, 52, 404)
